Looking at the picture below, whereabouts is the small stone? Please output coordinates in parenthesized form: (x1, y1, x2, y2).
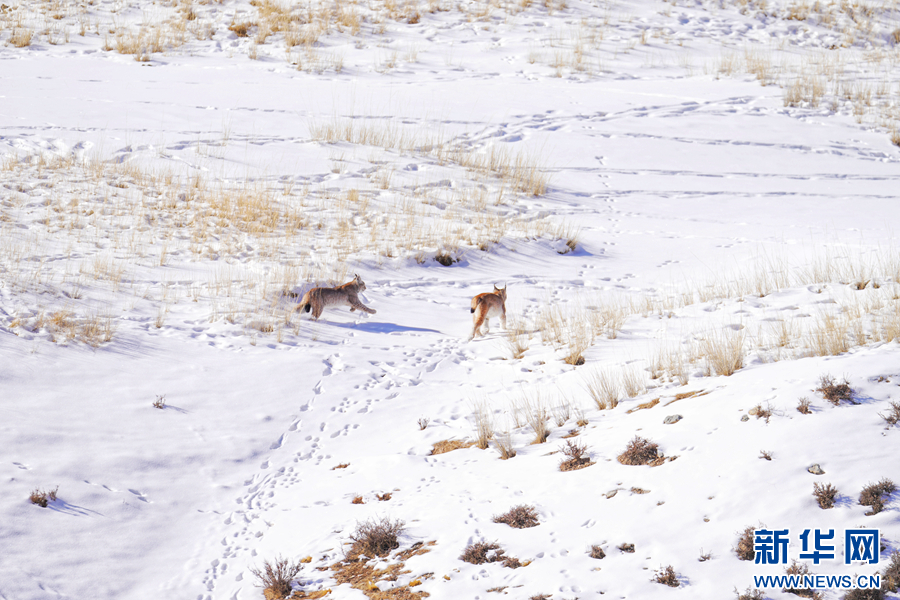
(664, 414, 683, 425)
(808, 464, 825, 475)
(748, 406, 760, 416)
(740, 414, 750, 422)
(605, 489, 618, 499)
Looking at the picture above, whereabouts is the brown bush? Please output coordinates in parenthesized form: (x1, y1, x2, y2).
(493, 504, 540, 529)
(460, 541, 503, 565)
(859, 478, 896, 515)
(559, 438, 593, 471)
(618, 542, 635, 553)
(589, 545, 606, 559)
(29, 486, 58, 508)
(349, 517, 405, 558)
(249, 556, 302, 599)
(735, 526, 755, 561)
(785, 561, 821, 598)
(816, 375, 854, 405)
(797, 397, 812, 414)
(879, 400, 900, 426)
(883, 550, 900, 592)
(617, 436, 659, 466)
(460, 541, 523, 568)
(813, 482, 838, 509)
(654, 565, 679, 587)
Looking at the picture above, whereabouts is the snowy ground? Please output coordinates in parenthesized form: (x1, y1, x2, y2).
(2, 0, 900, 599)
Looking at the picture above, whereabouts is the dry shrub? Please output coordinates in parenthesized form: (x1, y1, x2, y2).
(430, 439, 474, 455)
(617, 542, 635, 553)
(759, 450, 773, 461)
(859, 478, 896, 516)
(153, 394, 167, 409)
(229, 21, 253, 37)
(816, 374, 854, 405)
(735, 587, 765, 600)
(842, 586, 885, 600)
(249, 556, 302, 599)
(797, 397, 812, 414)
(654, 565, 679, 587)
(349, 517, 405, 558)
(752, 403, 773, 423)
(589, 545, 606, 559)
(460, 541, 521, 568)
(352, 495, 364, 504)
(813, 482, 838, 509)
(784, 561, 822, 599)
(493, 504, 540, 529)
(29, 486, 58, 508)
(735, 526, 756, 561)
(617, 436, 659, 466)
(376, 492, 392, 501)
(883, 550, 900, 593)
(559, 439, 593, 471)
(879, 400, 900, 426)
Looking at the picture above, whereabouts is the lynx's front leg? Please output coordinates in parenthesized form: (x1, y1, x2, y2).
(350, 299, 376, 315)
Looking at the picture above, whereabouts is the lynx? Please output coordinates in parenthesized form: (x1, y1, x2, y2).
(298, 274, 376, 320)
(470, 284, 507, 340)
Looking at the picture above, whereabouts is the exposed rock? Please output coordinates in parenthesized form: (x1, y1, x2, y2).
(605, 489, 618, 499)
(740, 414, 750, 422)
(663, 414, 683, 425)
(748, 406, 760, 416)
(808, 464, 825, 475)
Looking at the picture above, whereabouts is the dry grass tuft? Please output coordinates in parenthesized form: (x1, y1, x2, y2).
(589, 545, 606, 559)
(29, 486, 58, 508)
(492, 504, 540, 529)
(813, 482, 838, 509)
(249, 556, 303, 599)
(700, 328, 745, 376)
(617, 436, 659, 466)
(583, 368, 619, 410)
(472, 401, 494, 450)
(735, 587, 765, 600)
(859, 478, 896, 516)
(617, 542, 635, 553)
(431, 439, 474, 455)
(816, 374, 854, 405)
(349, 517, 406, 558)
(735, 526, 756, 561)
(879, 400, 900, 426)
(654, 565, 679, 587)
(494, 432, 516, 460)
(559, 439, 593, 471)
(153, 394, 167, 409)
(797, 397, 812, 414)
(460, 541, 523, 569)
